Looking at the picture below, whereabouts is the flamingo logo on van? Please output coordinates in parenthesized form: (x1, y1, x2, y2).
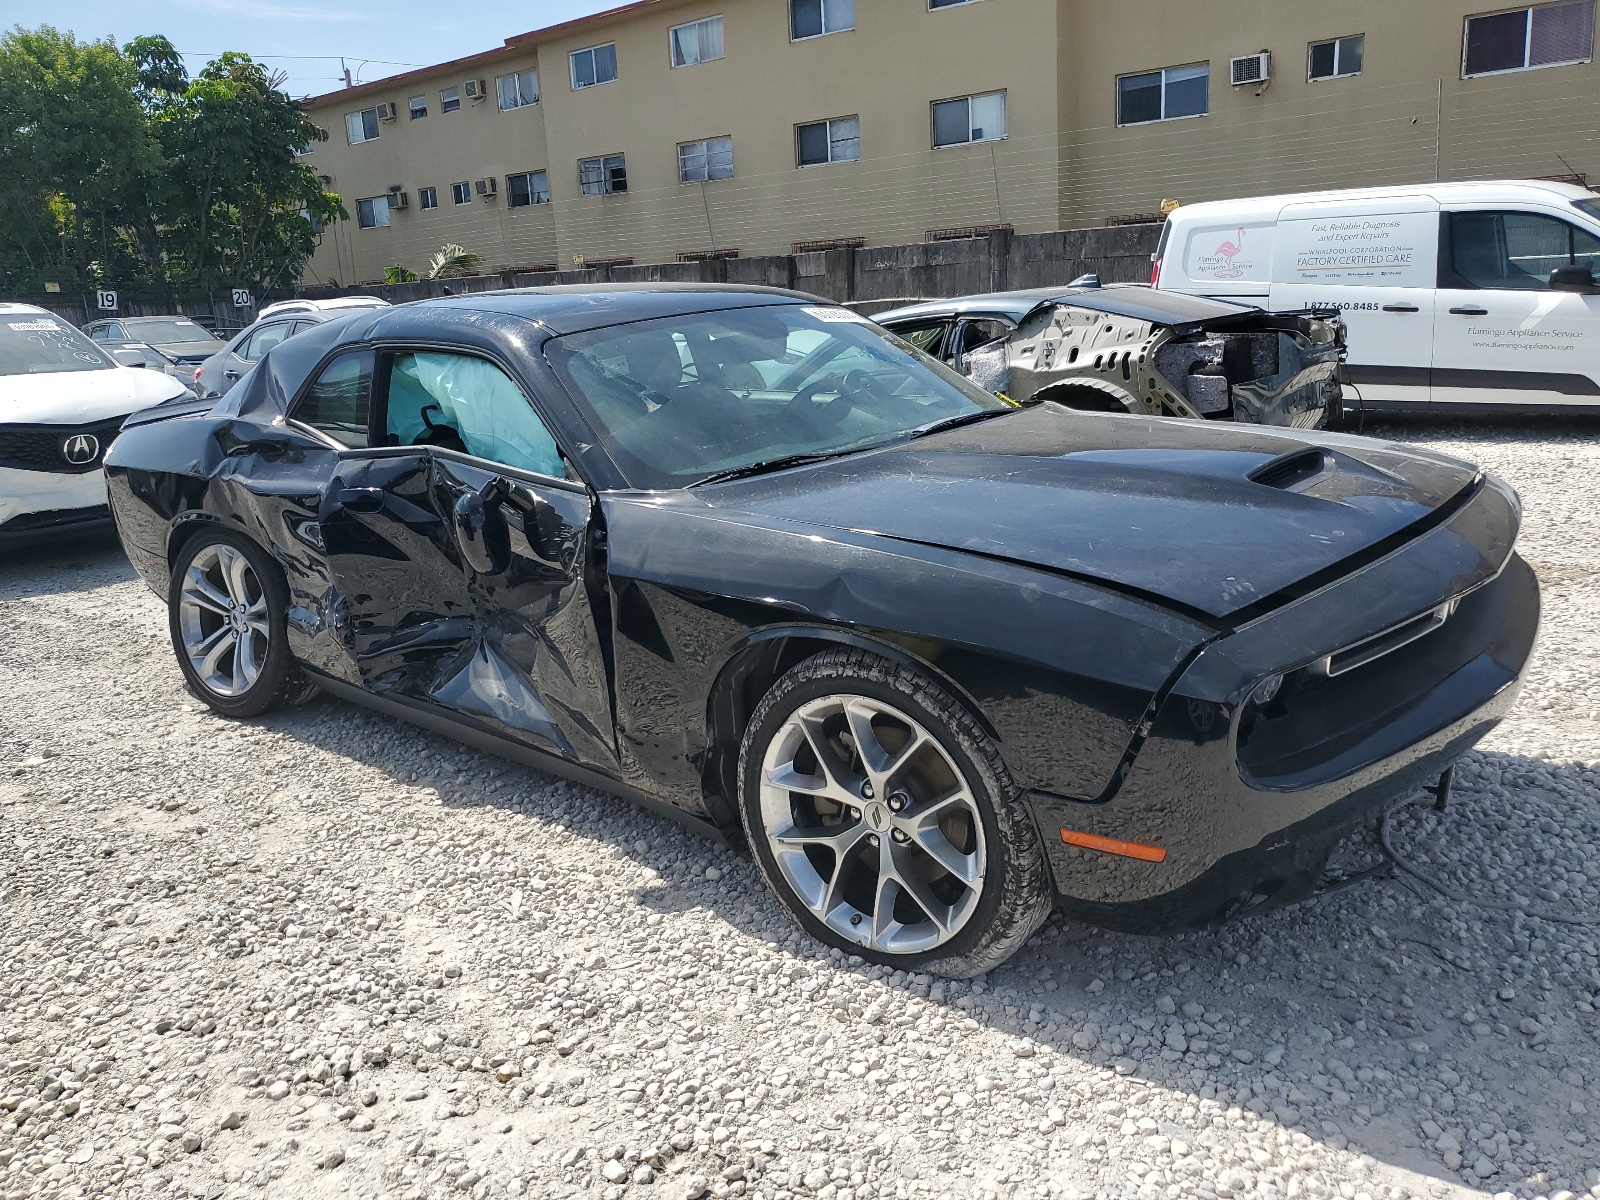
(1199, 227, 1248, 280)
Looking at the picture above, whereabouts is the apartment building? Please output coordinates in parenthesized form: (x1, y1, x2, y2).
(302, 0, 1600, 285)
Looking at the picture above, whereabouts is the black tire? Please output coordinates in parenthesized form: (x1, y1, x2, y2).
(738, 647, 1053, 978)
(167, 528, 309, 718)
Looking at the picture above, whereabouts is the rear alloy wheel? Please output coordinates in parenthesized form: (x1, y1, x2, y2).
(168, 529, 310, 717)
(739, 648, 1052, 976)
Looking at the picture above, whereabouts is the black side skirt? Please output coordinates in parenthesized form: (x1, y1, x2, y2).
(304, 669, 730, 844)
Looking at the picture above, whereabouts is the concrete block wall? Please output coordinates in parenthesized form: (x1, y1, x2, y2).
(295, 222, 1162, 311)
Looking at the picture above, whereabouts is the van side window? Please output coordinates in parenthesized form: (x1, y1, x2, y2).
(1447, 211, 1600, 290)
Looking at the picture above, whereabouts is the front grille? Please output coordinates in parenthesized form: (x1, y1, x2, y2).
(1235, 562, 1535, 790)
(0, 416, 126, 474)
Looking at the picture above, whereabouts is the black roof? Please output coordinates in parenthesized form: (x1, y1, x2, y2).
(389, 283, 819, 337)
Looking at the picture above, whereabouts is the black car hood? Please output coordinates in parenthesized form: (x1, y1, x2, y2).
(699, 406, 1482, 623)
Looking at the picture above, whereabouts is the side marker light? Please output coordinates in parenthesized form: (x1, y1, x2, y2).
(1060, 828, 1168, 863)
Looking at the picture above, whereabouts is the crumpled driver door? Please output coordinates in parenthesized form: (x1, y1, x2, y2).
(421, 453, 616, 773)
(318, 450, 478, 700)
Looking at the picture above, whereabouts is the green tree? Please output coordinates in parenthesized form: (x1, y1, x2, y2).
(428, 244, 486, 280)
(0, 27, 345, 296)
(0, 26, 155, 290)
(155, 52, 345, 293)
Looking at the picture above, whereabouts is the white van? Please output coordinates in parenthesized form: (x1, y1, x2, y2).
(1153, 180, 1600, 412)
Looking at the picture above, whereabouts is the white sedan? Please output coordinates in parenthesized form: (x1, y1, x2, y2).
(1, 303, 191, 550)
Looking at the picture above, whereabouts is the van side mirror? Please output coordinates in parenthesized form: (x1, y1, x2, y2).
(1550, 263, 1598, 293)
(111, 348, 147, 368)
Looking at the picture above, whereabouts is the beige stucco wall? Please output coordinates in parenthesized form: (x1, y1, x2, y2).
(301, 0, 1600, 285)
(304, 48, 557, 285)
(1057, 0, 1600, 225)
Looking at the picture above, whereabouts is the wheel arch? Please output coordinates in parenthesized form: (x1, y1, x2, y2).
(1032, 381, 1136, 412)
(699, 625, 1000, 826)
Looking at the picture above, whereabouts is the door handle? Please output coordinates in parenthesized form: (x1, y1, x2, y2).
(223, 369, 240, 379)
(1448, 306, 1489, 316)
(337, 487, 386, 514)
(1381, 303, 1420, 313)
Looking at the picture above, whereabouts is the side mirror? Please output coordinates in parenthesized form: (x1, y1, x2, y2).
(111, 348, 147, 368)
(1550, 263, 1598, 293)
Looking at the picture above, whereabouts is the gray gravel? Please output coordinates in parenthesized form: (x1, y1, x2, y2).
(3, 417, 1600, 1200)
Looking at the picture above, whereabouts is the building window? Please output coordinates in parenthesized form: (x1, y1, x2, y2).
(356, 196, 391, 228)
(498, 69, 539, 110)
(1116, 63, 1209, 125)
(441, 87, 461, 114)
(507, 170, 550, 207)
(679, 136, 734, 182)
(1463, 0, 1594, 75)
(451, 181, 473, 205)
(931, 90, 1006, 147)
(1308, 34, 1364, 79)
(345, 107, 382, 144)
(579, 154, 628, 195)
(409, 95, 427, 119)
(790, 0, 854, 39)
(418, 187, 438, 210)
(796, 116, 860, 166)
(571, 43, 618, 89)
(671, 16, 725, 67)
(929, 0, 979, 7)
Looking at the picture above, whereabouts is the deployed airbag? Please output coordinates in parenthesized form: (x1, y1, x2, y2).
(388, 353, 563, 477)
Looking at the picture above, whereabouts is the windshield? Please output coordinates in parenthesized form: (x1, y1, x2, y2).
(0, 315, 113, 377)
(1574, 198, 1600, 225)
(543, 303, 1007, 488)
(127, 317, 212, 343)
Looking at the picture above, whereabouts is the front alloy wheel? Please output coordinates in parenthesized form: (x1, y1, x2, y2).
(740, 648, 1052, 977)
(759, 694, 986, 955)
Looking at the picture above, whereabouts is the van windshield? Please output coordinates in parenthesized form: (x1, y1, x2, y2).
(1574, 198, 1600, 225)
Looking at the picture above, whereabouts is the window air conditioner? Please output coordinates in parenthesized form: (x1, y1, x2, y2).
(1230, 52, 1271, 86)
(317, 174, 335, 187)
(475, 177, 498, 198)
(377, 102, 399, 120)
(464, 79, 488, 101)
(389, 190, 409, 209)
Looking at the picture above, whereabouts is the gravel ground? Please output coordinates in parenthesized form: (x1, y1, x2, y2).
(3, 417, 1600, 1200)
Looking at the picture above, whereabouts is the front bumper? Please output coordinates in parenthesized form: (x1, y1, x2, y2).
(1030, 474, 1539, 932)
(0, 467, 112, 548)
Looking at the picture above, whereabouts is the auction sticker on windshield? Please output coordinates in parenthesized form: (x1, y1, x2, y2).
(802, 306, 870, 323)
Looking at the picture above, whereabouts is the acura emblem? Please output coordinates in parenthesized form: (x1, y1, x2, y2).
(62, 434, 100, 466)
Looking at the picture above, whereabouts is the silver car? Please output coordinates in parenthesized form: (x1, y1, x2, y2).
(195, 298, 389, 398)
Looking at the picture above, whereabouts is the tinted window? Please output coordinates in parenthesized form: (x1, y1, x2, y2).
(544, 303, 1006, 489)
(1449, 210, 1600, 289)
(890, 320, 950, 356)
(292, 350, 373, 447)
(242, 323, 294, 361)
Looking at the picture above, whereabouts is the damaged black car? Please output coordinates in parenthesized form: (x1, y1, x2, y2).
(105, 285, 1536, 977)
(877, 284, 1346, 427)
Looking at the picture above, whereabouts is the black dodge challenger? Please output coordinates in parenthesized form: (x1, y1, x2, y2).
(105, 285, 1539, 977)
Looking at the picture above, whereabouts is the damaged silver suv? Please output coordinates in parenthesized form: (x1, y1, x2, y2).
(876, 283, 1346, 428)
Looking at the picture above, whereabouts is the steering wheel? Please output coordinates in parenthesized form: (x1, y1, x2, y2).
(778, 369, 874, 431)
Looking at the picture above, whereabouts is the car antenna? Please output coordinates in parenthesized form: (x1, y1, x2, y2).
(1067, 273, 1101, 288)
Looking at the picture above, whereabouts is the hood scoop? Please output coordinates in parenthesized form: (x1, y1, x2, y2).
(1249, 448, 1326, 491)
